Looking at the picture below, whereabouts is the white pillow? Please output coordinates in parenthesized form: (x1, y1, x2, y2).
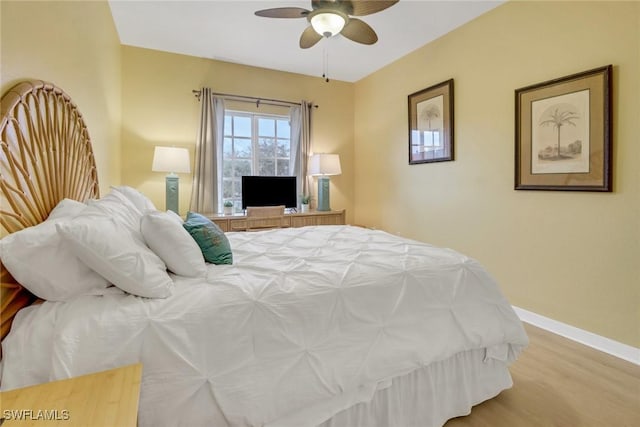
(87, 191, 142, 232)
(47, 198, 86, 221)
(0, 218, 112, 301)
(111, 186, 156, 213)
(165, 209, 184, 225)
(141, 211, 207, 277)
(57, 215, 173, 299)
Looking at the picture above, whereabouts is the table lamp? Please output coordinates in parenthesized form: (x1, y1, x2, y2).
(152, 146, 191, 213)
(309, 153, 341, 211)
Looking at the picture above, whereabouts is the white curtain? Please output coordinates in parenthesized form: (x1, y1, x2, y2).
(290, 101, 312, 207)
(190, 88, 225, 214)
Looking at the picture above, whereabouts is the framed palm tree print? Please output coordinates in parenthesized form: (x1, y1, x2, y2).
(515, 65, 612, 191)
(408, 79, 454, 164)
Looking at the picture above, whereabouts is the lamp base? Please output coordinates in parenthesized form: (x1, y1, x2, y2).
(165, 174, 179, 214)
(316, 176, 330, 211)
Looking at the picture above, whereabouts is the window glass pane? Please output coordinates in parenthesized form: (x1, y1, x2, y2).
(259, 159, 275, 176)
(223, 179, 234, 198)
(223, 160, 233, 178)
(277, 139, 290, 157)
(234, 160, 252, 177)
(277, 119, 290, 137)
(258, 118, 275, 137)
(234, 138, 252, 158)
(233, 116, 251, 137)
(259, 138, 275, 159)
(223, 137, 233, 158)
(224, 115, 232, 135)
(276, 159, 290, 176)
(232, 178, 242, 198)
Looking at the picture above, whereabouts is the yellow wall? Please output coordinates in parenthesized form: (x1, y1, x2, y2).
(0, 0, 122, 193)
(120, 46, 354, 221)
(354, 1, 640, 347)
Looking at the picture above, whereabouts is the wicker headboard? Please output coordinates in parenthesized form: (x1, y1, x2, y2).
(1, 80, 100, 343)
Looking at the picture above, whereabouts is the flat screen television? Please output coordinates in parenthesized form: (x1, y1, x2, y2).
(241, 176, 297, 210)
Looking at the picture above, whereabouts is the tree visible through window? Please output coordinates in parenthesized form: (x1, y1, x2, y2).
(222, 111, 292, 211)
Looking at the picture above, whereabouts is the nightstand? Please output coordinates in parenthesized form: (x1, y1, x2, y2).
(0, 363, 142, 426)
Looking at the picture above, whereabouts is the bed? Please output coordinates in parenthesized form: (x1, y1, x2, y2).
(0, 80, 528, 427)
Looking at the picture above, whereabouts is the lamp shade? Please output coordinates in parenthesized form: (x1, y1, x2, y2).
(152, 147, 191, 174)
(309, 153, 342, 176)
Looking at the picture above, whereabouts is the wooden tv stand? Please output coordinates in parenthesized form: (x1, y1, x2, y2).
(208, 209, 345, 232)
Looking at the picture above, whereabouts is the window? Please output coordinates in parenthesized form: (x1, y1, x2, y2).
(222, 111, 293, 211)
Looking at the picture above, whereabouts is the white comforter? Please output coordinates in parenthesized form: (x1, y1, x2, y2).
(1, 226, 528, 426)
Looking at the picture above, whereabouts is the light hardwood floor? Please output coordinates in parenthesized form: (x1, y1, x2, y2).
(445, 323, 640, 426)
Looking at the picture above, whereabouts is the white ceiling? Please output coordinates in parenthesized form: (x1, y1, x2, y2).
(108, 0, 503, 83)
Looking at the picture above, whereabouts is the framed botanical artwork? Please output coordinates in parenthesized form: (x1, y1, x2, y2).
(408, 79, 454, 164)
(515, 65, 612, 191)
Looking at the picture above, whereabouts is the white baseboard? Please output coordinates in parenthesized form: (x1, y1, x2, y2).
(512, 306, 640, 366)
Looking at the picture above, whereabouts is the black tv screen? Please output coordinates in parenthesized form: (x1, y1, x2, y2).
(241, 176, 297, 209)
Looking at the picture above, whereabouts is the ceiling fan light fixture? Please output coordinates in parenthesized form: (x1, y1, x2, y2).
(310, 12, 346, 38)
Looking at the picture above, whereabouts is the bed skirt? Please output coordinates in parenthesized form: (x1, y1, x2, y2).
(317, 347, 512, 427)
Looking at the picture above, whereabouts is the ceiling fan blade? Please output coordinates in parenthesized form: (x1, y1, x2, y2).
(300, 26, 323, 49)
(255, 7, 309, 18)
(348, 0, 399, 16)
(340, 18, 378, 45)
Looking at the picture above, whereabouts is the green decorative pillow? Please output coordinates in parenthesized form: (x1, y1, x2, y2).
(183, 212, 233, 265)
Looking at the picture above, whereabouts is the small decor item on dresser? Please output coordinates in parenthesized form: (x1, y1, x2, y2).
(223, 200, 234, 215)
(300, 194, 312, 213)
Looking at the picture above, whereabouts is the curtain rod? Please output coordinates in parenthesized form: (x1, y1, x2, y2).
(192, 90, 318, 108)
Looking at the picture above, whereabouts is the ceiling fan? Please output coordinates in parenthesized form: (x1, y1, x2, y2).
(255, 0, 399, 49)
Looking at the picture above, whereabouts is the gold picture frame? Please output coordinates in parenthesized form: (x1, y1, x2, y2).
(408, 79, 454, 164)
(515, 65, 612, 191)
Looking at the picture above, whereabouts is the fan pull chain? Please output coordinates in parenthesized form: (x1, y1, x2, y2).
(322, 46, 330, 83)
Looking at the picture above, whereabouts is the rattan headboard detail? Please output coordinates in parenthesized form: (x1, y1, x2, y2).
(1, 80, 100, 344)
